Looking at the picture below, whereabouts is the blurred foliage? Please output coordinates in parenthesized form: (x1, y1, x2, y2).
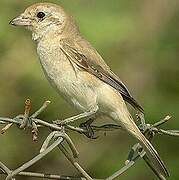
(0, 0, 179, 179)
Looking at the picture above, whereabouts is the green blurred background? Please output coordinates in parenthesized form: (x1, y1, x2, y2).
(0, 0, 179, 179)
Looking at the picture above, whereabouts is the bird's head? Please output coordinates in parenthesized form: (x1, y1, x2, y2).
(10, 3, 76, 41)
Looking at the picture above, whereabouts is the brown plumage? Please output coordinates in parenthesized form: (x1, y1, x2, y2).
(60, 38, 144, 113)
(10, 2, 169, 178)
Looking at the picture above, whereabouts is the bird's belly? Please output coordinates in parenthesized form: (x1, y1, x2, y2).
(37, 43, 125, 115)
(39, 56, 97, 111)
(57, 75, 97, 111)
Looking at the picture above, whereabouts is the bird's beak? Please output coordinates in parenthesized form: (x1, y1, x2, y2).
(9, 15, 32, 26)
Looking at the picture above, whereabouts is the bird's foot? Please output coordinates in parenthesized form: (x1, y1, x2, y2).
(79, 118, 98, 139)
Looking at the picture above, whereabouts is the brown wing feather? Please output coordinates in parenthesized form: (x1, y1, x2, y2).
(60, 38, 144, 112)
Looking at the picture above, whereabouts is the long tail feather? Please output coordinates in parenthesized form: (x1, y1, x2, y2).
(136, 131, 170, 177)
(115, 109, 169, 178)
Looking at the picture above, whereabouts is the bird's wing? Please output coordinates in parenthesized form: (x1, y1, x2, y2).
(60, 38, 144, 112)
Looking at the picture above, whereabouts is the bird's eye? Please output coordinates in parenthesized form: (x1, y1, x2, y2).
(37, 12, 45, 19)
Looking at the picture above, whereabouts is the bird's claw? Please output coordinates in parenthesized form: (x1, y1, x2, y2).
(79, 118, 98, 139)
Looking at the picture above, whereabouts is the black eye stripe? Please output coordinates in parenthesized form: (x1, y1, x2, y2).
(37, 12, 45, 19)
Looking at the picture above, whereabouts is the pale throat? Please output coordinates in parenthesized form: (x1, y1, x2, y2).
(32, 24, 63, 42)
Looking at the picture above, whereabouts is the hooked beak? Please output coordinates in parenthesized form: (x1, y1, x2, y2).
(9, 15, 32, 26)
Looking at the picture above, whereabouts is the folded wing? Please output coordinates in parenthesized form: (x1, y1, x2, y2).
(60, 38, 144, 113)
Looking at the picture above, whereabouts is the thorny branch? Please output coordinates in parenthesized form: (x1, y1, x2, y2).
(0, 99, 178, 180)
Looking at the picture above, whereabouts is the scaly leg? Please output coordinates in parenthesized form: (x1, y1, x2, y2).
(53, 106, 98, 125)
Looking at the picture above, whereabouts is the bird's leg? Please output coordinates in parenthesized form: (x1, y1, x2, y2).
(79, 118, 97, 139)
(53, 106, 98, 126)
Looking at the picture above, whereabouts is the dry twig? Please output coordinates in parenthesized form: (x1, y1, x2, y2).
(0, 99, 178, 180)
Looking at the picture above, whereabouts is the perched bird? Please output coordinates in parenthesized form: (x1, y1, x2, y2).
(10, 2, 169, 178)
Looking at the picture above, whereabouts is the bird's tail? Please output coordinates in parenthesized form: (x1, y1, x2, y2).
(134, 128, 170, 178)
(115, 110, 169, 178)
